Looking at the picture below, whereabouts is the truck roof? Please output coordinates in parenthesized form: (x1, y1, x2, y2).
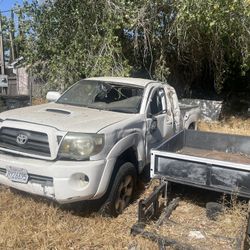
(85, 76, 156, 87)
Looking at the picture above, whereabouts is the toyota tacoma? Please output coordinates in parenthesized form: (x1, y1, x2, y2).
(0, 77, 200, 216)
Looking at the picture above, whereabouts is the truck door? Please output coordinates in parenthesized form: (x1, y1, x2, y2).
(145, 87, 174, 161)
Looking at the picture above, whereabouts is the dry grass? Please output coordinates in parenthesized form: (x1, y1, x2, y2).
(0, 117, 250, 249)
(145, 197, 248, 249)
(0, 185, 157, 250)
(198, 117, 250, 135)
(32, 98, 47, 106)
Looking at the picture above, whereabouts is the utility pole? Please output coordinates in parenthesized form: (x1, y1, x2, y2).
(0, 14, 5, 75)
(9, 10, 15, 62)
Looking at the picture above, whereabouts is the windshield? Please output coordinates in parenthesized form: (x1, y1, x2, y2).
(57, 80, 144, 113)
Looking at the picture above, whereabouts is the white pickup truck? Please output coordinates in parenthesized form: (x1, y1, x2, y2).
(0, 77, 200, 216)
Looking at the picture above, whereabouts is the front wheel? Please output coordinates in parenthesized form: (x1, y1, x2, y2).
(103, 162, 137, 217)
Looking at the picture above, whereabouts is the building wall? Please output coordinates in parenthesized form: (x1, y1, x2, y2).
(17, 67, 29, 95)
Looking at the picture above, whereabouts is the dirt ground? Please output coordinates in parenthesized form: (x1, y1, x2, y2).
(0, 118, 250, 250)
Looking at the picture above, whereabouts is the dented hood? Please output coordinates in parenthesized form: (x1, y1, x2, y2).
(0, 103, 133, 133)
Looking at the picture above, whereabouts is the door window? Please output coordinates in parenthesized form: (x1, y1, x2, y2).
(147, 88, 166, 116)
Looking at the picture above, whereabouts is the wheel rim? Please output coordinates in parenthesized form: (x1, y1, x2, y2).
(115, 175, 134, 214)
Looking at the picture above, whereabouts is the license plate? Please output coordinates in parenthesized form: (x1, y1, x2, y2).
(6, 166, 29, 184)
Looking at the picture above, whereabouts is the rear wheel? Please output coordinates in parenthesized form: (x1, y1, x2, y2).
(188, 123, 196, 130)
(102, 162, 137, 217)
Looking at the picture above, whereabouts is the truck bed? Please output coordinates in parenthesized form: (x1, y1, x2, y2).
(151, 130, 250, 198)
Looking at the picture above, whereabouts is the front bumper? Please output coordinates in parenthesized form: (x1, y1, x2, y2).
(0, 152, 108, 203)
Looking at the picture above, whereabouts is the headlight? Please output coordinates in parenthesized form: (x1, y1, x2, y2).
(58, 133, 104, 160)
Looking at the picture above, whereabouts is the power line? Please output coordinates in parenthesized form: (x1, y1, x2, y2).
(0, 7, 23, 14)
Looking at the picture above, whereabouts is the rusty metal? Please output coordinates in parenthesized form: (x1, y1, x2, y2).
(138, 181, 167, 223)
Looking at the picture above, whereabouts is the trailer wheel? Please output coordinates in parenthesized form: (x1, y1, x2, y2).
(103, 162, 136, 217)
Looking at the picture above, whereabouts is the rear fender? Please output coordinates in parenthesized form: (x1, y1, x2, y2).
(183, 109, 200, 129)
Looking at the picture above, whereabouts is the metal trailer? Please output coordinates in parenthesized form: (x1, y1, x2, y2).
(131, 130, 250, 249)
(150, 129, 250, 198)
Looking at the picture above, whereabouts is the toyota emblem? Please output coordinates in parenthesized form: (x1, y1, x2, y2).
(16, 134, 28, 145)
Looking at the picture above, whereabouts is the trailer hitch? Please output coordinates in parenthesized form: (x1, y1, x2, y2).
(137, 180, 167, 223)
(131, 180, 190, 249)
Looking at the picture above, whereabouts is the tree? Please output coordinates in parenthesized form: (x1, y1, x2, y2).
(0, 14, 11, 65)
(17, 0, 250, 95)
(129, 0, 250, 93)
(19, 0, 131, 91)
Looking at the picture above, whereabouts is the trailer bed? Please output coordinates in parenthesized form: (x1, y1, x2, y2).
(178, 147, 250, 164)
(151, 130, 250, 198)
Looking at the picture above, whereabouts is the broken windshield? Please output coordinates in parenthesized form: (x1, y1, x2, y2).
(56, 80, 144, 113)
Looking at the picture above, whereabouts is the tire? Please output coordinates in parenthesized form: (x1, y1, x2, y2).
(102, 162, 137, 217)
(188, 123, 195, 130)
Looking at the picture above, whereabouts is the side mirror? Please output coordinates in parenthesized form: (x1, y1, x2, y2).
(46, 91, 61, 102)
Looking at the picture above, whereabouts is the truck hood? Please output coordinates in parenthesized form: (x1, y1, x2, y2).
(0, 103, 134, 133)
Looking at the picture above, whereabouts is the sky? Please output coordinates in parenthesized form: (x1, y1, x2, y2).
(0, 0, 32, 16)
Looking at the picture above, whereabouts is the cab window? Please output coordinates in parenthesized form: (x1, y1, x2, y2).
(147, 88, 166, 116)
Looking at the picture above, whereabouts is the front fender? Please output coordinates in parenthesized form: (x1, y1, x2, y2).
(94, 133, 145, 198)
(107, 133, 142, 160)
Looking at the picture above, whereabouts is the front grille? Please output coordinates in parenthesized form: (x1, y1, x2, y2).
(0, 127, 51, 157)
